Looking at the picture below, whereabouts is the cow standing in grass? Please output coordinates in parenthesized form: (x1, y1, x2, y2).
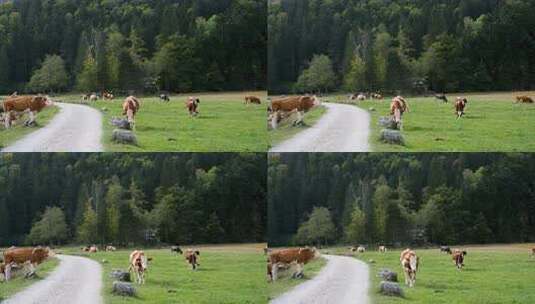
(3, 246, 53, 281)
(400, 248, 419, 287)
(455, 97, 468, 119)
(186, 97, 200, 117)
(184, 249, 200, 270)
(267, 247, 319, 282)
(440, 246, 452, 254)
(390, 96, 409, 129)
(452, 249, 467, 270)
(123, 96, 140, 130)
(160, 94, 170, 102)
(379, 246, 387, 253)
(531, 248, 535, 258)
(245, 95, 261, 105)
(129, 250, 148, 285)
(171, 245, 183, 254)
(269, 95, 321, 129)
(516, 96, 534, 103)
(3, 95, 53, 129)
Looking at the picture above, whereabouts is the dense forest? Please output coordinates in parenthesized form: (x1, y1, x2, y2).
(0, 0, 266, 94)
(0, 153, 266, 246)
(268, 153, 535, 247)
(268, 0, 535, 94)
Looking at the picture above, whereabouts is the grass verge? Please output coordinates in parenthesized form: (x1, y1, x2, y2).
(268, 105, 327, 149)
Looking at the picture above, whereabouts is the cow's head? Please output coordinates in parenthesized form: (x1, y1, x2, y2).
(35, 96, 54, 107)
(136, 255, 148, 272)
(311, 95, 321, 107)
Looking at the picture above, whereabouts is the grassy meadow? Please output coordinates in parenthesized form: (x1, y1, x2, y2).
(327, 92, 535, 152)
(63, 243, 267, 304)
(0, 104, 60, 149)
(327, 244, 535, 304)
(266, 251, 327, 301)
(59, 92, 267, 152)
(0, 256, 59, 301)
(268, 105, 327, 149)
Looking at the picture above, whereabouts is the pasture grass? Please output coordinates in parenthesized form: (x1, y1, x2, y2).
(64, 243, 267, 304)
(328, 92, 535, 152)
(58, 92, 267, 152)
(266, 253, 327, 301)
(0, 257, 59, 301)
(327, 243, 535, 304)
(0, 105, 60, 149)
(268, 105, 327, 149)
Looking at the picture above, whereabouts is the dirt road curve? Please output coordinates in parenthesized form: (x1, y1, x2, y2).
(270, 103, 370, 152)
(2, 103, 103, 152)
(271, 255, 370, 304)
(3, 255, 103, 304)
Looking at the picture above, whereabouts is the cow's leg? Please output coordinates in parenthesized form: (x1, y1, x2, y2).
(272, 263, 278, 281)
(5, 263, 11, 281)
(5, 112, 11, 129)
(270, 113, 278, 129)
(28, 111, 36, 125)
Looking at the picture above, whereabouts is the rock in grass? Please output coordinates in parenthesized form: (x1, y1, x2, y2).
(379, 281, 404, 297)
(378, 116, 399, 130)
(112, 129, 137, 145)
(112, 281, 136, 297)
(291, 271, 304, 279)
(380, 129, 405, 145)
(110, 117, 131, 130)
(110, 270, 131, 282)
(378, 269, 398, 282)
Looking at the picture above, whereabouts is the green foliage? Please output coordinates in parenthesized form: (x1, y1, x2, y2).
(295, 207, 336, 246)
(27, 55, 69, 93)
(295, 54, 336, 93)
(26, 207, 68, 245)
(76, 53, 98, 92)
(77, 202, 98, 244)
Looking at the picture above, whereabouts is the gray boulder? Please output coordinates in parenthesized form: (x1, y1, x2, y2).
(378, 269, 398, 282)
(379, 281, 404, 297)
(378, 116, 399, 130)
(110, 118, 131, 130)
(112, 281, 136, 297)
(110, 270, 131, 282)
(112, 129, 138, 145)
(380, 129, 404, 145)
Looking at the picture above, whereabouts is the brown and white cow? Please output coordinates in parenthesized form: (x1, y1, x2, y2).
(102, 91, 114, 100)
(372, 93, 384, 100)
(123, 96, 140, 130)
(516, 96, 534, 104)
(3, 246, 53, 281)
(267, 247, 319, 282)
(90, 94, 99, 102)
(390, 96, 409, 129)
(106, 245, 116, 252)
(379, 246, 387, 253)
(3, 95, 53, 128)
(89, 245, 98, 253)
(400, 248, 419, 287)
(269, 95, 321, 129)
(357, 246, 365, 253)
(455, 97, 468, 119)
(186, 97, 200, 117)
(184, 249, 200, 270)
(245, 96, 261, 105)
(451, 249, 467, 270)
(129, 250, 148, 284)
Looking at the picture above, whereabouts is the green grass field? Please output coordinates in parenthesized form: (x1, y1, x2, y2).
(266, 251, 327, 301)
(328, 92, 535, 152)
(327, 244, 535, 304)
(0, 105, 60, 149)
(0, 257, 59, 301)
(64, 243, 267, 304)
(58, 92, 267, 152)
(268, 105, 327, 149)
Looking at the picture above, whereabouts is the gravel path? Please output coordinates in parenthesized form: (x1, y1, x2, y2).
(2, 103, 103, 152)
(270, 103, 370, 152)
(3, 255, 103, 304)
(271, 255, 370, 304)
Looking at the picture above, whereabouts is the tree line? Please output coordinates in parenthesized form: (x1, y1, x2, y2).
(0, 153, 266, 246)
(0, 0, 266, 94)
(268, 0, 535, 94)
(268, 153, 535, 247)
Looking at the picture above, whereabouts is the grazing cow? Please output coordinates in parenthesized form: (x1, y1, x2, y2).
(455, 97, 468, 119)
(531, 248, 535, 258)
(400, 249, 419, 287)
(81, 94, 90, 102)
(516, 96, 534, 103)
(440, 246, 452, 254)
(3, 246, 53, 281)
(106, 246, 116, 252)
(184, 249, 200, 270)
(269, 95, 321, 129)
(390, 96, 409, 128)
(123, 96, 140, 130)
(245, 95, 261, 105)
(186, 97, 200, 117)
(89, 245, 98, 253)
(129, 250, 148, 284)
(357, 93, 367, 101)
(3, 95, 53, 129)
(435, 94, 448, 103)
(379, 246, 387, 253)
(160, 94, 170, 102)
(267, 247, 319, 282)
(451, 249, 467, 270)
(81, 246, 90, 252)
(171, 245, 183, 254)
(357, 246, 365, 253)
(89, 94, 98, 102)
(372, 93, 384, 100)
(103, 92, 114, 100)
